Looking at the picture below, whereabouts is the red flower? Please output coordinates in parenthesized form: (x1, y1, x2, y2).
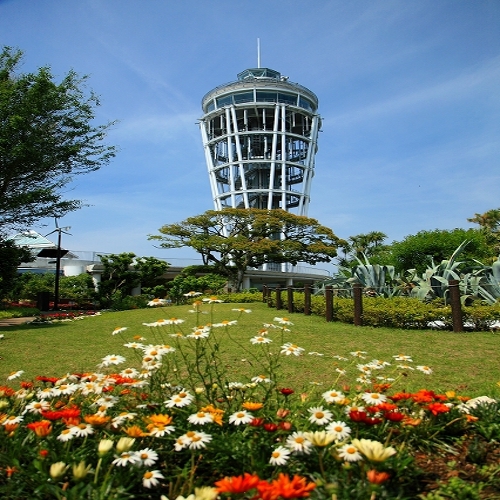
(385, 411, 405, 422)
(39, 449, 49, 458)
(249, 417, 265, 427)
(258, 473, 316, 500)
(349, 410, 368, 422)
(0, 386, 16, 397)
(20, 381, 33, 389)
(280, 388, 294, 396)
(215, 472, 262, 494)
(426, 402, 450, 416)
(279, 421, 292, 431)
(35, 376, 59, 385)
(263, 423, 278, 432)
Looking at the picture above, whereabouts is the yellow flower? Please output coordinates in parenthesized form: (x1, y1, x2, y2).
(98, 439, 114, 456)
(124, 425, 148, 437)
(72, 461, 91, 481)
(303, 430, 336, 447)
(116, 437, 135, 453)
(50, 462, 68, 480)
(350, 438, 396, 462)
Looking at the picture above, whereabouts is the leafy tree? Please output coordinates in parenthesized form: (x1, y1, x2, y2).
(337, 231, 388, 267)
(150, 208, 340, 291)
(0, 47, 116, 234)
(167, 271, 227, 303)
(387, 228, 494, 274)
(468, 208, 500, 254)
(97, 253, 169, 307)
(0, 240, 33, 301)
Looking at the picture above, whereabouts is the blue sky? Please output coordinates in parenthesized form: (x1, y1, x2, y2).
(1, 0, 499, 269)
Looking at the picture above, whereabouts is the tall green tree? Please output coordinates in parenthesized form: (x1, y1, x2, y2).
(0, 240, 33, 302)
(0, 47, 116, 234)
(387, 228, 494, 273)
(468, 208, 500, 254)
(150, 208, 340, 291)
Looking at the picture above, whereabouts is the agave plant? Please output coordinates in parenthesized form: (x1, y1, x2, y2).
(408, 240, 469, 303)
(461, 257, 500, 305)
(316, 255, 401, 298)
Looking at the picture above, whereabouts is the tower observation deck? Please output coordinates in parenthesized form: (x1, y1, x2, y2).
(199, 67, 321, 215)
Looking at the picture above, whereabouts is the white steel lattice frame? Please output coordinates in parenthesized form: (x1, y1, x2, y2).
(199, 73, 320, 218)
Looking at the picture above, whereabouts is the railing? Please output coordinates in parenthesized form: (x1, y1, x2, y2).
(262, 280, 465, 332)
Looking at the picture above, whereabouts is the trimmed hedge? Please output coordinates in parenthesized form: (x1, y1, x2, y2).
(271, 293, 500, 331)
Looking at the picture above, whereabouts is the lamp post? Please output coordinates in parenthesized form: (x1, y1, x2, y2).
(45, 218, 71, 311)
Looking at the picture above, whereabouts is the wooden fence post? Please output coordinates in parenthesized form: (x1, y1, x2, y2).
(325, 285, 333, 322)
(262, 285, 268, 303)
(353, 283, 363, 326)
(287, 286, 294, 313)
(304, 284, 311, 316)
(448, 279, 464, 332)
(275, 286, 282, 310)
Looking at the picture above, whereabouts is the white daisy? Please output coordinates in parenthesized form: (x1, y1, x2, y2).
(147, 298, 169, 307)
(393, 354, 413, 362)
(71, 423, 94, 438)
(232, 308, 252, 313)
(100, 354, 126, 367)
(187, 328, 210, 339)
(112, 452, 140, 467)
(23, 400, 50, 414)
(416, 365, 433, 375)
(7, 370, 24, 381)
(325, 420, 352, 441)
(1, 415, 23, 425)
(120, 368, 140, 379)
(361, 392, 387, 405)
(337, 443, 363, 462)
(273, 317, 293, 325)
(143, 470, 164, 488)
(134, 448, 159, 466)
(250, 336, 272, 344)
(185, 430, 212, 449)
(269, 446, 291, 465)
(228, 410, 254, 425)
(124, 342, 145, 349)
(57, 427, 77, 442)
(164, 390, 194, 408)
(251, 375, 272, 384)
(308, 406, 333, 425)
(285, 432, 313, 455)
(280, 343, 305, 356)
(322, 389, 346, 403)
(212, 320, 237, 327)
(187, 411, 214, 425)
(112, 327, 128, 335)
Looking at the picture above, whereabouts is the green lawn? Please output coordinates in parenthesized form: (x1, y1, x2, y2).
(1, 302, 499, 397)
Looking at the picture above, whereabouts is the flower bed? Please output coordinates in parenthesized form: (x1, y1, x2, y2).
(1, 298, 499, 499)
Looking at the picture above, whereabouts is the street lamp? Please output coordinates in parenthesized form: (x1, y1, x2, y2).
(42, 218, 71, 311)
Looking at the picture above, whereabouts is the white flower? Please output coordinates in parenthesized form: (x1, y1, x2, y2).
(2, 415, 23, 425)
(285, 432, 313, 455)
(269, 446, 291, 465)
(325, 420, 352, 441)
(100, 354, 126, 367)
(280, 343, 305, 356)
(147, 299, 169, 307)
(232, 308, 252, 313)
(212, 320, 237, 327)
(112, 327, 127, 335)
(250, 336, 272, 344)
(71, 423, 94, 437)
(120, 368, 140, 379)
(143, 469, 164, 488)
(273, 317, 293, 325)
(187, 328, 210, 339)
(57, 427, 77, 442)
(308, 406, 333, 425)
(7, 370, 24, 381)
(184, 291, 202, 297)
(251, 375, 272, 384)
(308, 351, 324, 356)
(322, 389, 346, 403)
(164, 390, 194, 408)
(164, 317, 185, 325)
(134, 448, 159, 466)
(361, 392, 387, 405)
(228, 410, 254, 425)
(202, 296, 223, 303)
(393, 354, 413, 362)
(416, 365, 433, 375)
(337, 443, 363, 462)
(112, 452, 140, 467)
(350, 351, 367, 358)
(124, 342, 145, 349)
(23, 400, 50, 414)
(187, 411, 214, 425)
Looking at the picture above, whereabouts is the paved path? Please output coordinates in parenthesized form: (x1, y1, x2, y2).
(0, 317, 36, 327)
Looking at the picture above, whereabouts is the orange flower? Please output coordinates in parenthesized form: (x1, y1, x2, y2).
(402, 416, 422, 427)
(201, 405, 225, 426)
(0, 386, 15, 397)
(367, 469, 390, 484)
(215, 472, 262, 494)
(144, 414, 173, 426)
(5, 466, 18, 478)
(242, 402, 263, 411)
(259, 473, 316, 500)
(465, 414, 479, 422)
(124, 425, 148, 437)
(27, 420, 53, 437)
(3, 423, 18, 434)
(84, 414, 111, 427)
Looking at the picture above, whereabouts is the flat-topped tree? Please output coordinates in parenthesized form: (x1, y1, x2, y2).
(150, 208, 340, 291)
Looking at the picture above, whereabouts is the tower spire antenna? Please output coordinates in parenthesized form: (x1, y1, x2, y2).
(257, 38, 261, 68)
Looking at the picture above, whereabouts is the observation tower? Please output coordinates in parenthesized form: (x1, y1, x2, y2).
(199, 66, 321, 215)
